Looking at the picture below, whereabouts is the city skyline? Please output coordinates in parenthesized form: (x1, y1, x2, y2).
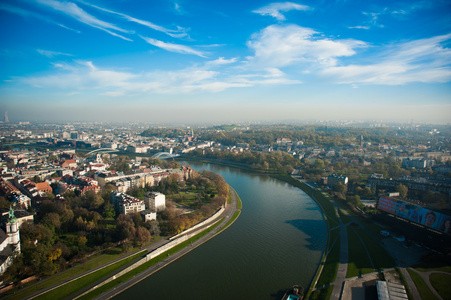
(1, 0, 450, 124)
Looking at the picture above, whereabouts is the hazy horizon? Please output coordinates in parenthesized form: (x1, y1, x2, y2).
(1, 0, 450, 124)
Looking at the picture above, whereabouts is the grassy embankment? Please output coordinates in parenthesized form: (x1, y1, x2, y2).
(407, 269, 437, 299)
(76, 188, 242, 300)
(6, 249, 145, 300)
(409, 264, 451, 300)
(273, 174, 397, 299)
(271, 175, 339, 299)
(9, 187, 241, 300)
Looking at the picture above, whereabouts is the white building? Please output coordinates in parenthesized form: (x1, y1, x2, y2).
(140, 210, 157, 222)
(110, 192, 145, 215)
(144, 192, 166, 212)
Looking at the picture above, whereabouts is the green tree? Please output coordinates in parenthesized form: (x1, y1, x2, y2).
(396, 184, 408, 199)
(102, 204, 116, 219)
(347, 195, 361, 207)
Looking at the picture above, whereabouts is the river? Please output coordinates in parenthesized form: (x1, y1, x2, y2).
(114, 161, 327, 300)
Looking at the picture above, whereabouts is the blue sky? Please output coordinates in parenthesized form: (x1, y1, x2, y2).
(1, 0, 450, 124)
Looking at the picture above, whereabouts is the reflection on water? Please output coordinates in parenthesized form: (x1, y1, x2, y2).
(114, 161, 327, 300)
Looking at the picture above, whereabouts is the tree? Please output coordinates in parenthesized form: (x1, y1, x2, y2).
(43, 212, 61, 230)
(102, 204, 116, 219)
(396, 184, 408, 199)
(147, 220, 160, 236)
(334, 182, 347, 194)
(135, 226, 151, 245)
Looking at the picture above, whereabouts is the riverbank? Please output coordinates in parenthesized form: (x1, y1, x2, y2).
(4, 187, 241, 300)
(272, 174, 335, 298)
(81, 188, 242, 300)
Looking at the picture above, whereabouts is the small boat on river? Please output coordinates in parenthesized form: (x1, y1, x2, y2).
(281, 285, 304, 300)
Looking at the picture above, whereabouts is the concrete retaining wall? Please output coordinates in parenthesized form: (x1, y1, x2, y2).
(78, 207, 225, 298)
(169, 206, 225, 241)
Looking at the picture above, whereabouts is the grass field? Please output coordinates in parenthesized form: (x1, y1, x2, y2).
(4, 247, 145, 300)
(78, 218, 227, 300)
(347, 226, 374, 277)
(407, 269, 436, 300)
(430, 273, 451, 299)
(316, 228, 340, 287)
(309, 284, 334, 300)
(352, 226, 395, 270)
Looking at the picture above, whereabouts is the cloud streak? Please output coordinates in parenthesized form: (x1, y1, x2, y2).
(141, 36, 207, 57)
(0, 3, 81, 33)
(36, 0, 133, 41)
(82, 1, 189, 39)
(322, 34, 451, 85)
(253, 2, 310, 21)
(37, 49, 73, 58)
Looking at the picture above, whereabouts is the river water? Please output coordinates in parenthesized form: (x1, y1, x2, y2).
(114, 161, 327, 300)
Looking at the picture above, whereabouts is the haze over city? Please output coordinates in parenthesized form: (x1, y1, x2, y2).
(1, 0, 450, 124)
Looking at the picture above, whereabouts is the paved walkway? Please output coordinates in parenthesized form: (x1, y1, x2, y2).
(330, 204, 349, 300)
(92, 189, 240, 300)
(399, 268, 421, 300)
(407, 268, 449, 300)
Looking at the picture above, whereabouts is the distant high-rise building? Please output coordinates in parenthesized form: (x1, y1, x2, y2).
(4, 111, 8, 123)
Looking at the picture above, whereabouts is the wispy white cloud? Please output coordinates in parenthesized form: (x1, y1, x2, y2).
(37, 49, 73, 58)
(22, 60, 136, 90)
(246, 24, 366, 68)
(322, 34, 451, 85)
(362, 11, 385, 28)
(391, 1, 437, 15)
(141, 36, 207, 57)
(207, 57, 239, 66)
(348, 25, 370, 30)
(253, 2, 310, 21)
(0, 3, 80, 33)
(36, 0, 133, 41)
(246, 24, 451, 86)
(80, 1, 189, 39)
(18, 55, 301, 95)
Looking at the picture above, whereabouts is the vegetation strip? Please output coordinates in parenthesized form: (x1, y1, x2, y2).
(77, 188, 241, 299)
(30, 251, 145, 300)
(77, 216, 233, 299)
(4, 248, 145, 300)
(407, 269, 437, 300)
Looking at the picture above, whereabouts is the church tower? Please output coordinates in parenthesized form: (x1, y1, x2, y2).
(6, 207, 20, 253)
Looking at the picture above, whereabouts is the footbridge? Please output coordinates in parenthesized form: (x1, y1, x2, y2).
(151, 152, 181, 159)
(86, 148, 120, 156)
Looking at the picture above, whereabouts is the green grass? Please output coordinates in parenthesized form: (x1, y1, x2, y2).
(316, 230, 340, 287)
(309, 285, 334, 300)
(346, 227, 374, 277)
(33, 252, 145, 300)
(78, 219, 225, 299)
(414, 263, 451, 273)
(353, 226, 395, 270)
(429, 273, 451, 299)
(397, 268, 414, 300)
(338, 209, 352, 224)
(407, 269, 437, 300)
(37, 188, 242, 300)
(4, 247, 142, 300)
(227, 190, 233, 204)
(223, 211, 240, 229)
(235, 192, 242, 210)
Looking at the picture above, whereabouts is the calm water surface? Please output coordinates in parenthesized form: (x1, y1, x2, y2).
(114, 161, 327, 300)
